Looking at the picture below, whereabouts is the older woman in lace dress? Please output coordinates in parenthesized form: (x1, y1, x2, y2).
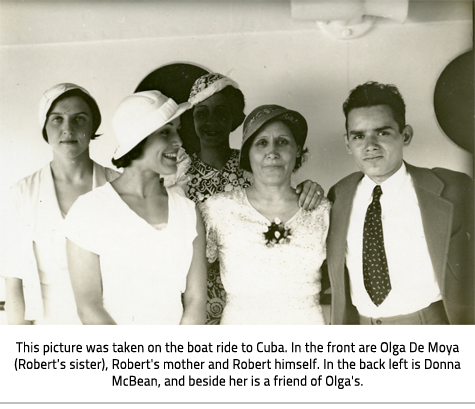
(200, 105, 330, 324)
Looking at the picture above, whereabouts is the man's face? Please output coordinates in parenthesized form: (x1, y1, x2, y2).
(345, 104, 413, 183)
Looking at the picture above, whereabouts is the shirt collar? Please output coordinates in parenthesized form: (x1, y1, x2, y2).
(361, 162, 409, 196)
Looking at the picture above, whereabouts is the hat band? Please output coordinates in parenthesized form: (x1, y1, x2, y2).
(189, 77, 239, 106)
(119, 98, 179, 139)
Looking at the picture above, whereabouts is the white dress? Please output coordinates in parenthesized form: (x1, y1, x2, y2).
(200, 188, 330, 325)
(1, 162, 119, 324)
(64, 183, 197, 325)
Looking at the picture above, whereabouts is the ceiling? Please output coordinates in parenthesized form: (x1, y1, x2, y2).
(0, 0, 472, 46)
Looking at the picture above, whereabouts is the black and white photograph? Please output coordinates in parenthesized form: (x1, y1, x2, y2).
(0, 0, 473, 406)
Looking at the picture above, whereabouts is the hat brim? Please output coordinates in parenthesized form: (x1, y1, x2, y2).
(188, 77, 240, 106)
(39, 83, 95, 130)
(113, 101, 191, 160)
(242, 107, 308, 148)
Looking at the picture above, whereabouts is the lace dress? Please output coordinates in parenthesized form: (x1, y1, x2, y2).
(186, 150, 252, 324)
(200, 187, 330, 325)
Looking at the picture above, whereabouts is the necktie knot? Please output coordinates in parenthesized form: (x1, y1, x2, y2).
(372, 185, 383, 202)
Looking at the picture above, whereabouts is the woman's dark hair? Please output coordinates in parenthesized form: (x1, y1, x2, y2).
(219, 86, 246, 132)
(240, 118, 308, 173)
(111, 138, 148, 168)
(42, 88, 102, 142)
(186, 85, 246, 155)
(343, 81, 406, 132)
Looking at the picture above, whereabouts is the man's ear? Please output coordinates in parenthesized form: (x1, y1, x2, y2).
(402, 125, 413, 145)
(344, 134, 352, 154)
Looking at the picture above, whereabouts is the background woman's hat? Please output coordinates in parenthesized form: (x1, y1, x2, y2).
(188, 73, 240, 106)
(38, 83, 96, 130)
(242, 104, 308, 148)
(112, 91, 191, 160)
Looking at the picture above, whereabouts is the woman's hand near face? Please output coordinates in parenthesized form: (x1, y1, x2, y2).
(296, 180, 325, 210)
(5, 278, 32, 325)
(66, 239, 116, 325)
(180, 208, 207, 325)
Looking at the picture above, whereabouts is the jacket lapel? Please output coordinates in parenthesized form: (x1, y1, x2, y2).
(406, 163, 453, 295)
(328, 173, 362, 289)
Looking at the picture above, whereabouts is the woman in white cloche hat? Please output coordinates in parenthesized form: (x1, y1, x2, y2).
(2, 83, 119, 325)
(64, 91, 207, 325)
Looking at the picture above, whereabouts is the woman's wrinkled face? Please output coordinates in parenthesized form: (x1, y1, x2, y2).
(45, 96, 93, 159)
(141, 117, 183, 175)
(249, 120, 299, 186)
(193, 92, 233, 147)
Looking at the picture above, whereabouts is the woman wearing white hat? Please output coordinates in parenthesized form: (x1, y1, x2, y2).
(64, 91, 207, 325)
(3, 83, 119, 324)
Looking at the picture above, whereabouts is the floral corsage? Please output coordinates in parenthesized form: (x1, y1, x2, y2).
(264, 218, 291, 247)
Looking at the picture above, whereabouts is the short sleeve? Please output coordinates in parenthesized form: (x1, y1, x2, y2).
(198, 200, 219, 264)
(321, 197, 332, 241)
(64, 194, 101, 255)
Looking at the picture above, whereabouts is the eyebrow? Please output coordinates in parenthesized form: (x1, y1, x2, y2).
(349, 125, 393, 135)
(374, 126, 393, 132)
(48, 111, 90, 116)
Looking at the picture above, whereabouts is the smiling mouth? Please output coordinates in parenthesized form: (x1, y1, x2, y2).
(163, 152, 178, 161)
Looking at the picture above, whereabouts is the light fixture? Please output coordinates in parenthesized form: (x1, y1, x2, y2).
(291, 0, 409, 40)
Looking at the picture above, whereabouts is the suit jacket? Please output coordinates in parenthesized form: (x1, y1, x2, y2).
(326, 162, 474, 325)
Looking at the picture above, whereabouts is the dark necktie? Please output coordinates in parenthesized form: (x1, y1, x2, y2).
(363, 185, 391, 306)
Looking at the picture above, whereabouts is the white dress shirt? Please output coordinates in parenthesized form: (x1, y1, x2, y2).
(345, 163, 442, 318)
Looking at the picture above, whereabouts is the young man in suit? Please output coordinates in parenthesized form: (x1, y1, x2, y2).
(327, 81, 473, 325)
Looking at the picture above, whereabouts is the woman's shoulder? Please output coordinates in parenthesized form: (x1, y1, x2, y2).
(317, 196, 332, 212)
(167, 185, 196, 209)
(300, 196, 331, 218)
(199, 187, 246, 225)
(94, 162, 121, 182)
(204, 186, 246, 208)
(71, 182, 115, 212)
(9, 164, 48, 193)
(8, 164, 52, 209)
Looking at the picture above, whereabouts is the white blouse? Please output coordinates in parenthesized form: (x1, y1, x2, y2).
(1, 162, 119, 322)
(64, 183, 197, 325)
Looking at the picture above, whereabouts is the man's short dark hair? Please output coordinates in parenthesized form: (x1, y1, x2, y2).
(343, 81, 406, 132)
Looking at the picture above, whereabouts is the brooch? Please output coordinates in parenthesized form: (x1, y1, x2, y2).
(264, 218, 292, 247)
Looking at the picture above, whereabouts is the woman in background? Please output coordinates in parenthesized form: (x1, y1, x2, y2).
(200, 105, 330, 324)
(65, 91, 207, 325)
(185, 73, 325, 324)
(3, 83, 119, 324)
